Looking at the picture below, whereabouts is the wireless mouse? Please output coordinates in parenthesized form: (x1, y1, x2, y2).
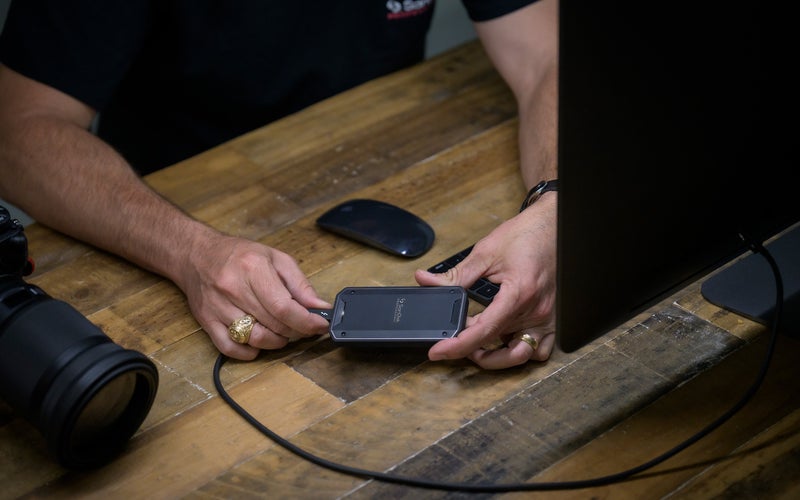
(316, 199, 435, 258)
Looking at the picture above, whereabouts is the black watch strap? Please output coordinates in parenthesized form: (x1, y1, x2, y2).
(519, 179, 558, 212)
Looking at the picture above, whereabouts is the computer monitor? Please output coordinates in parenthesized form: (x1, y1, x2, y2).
(555, 2, 798, 352)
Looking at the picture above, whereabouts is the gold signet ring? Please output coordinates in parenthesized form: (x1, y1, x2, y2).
(229, 314, 256, 344)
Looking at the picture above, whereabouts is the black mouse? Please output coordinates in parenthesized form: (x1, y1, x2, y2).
(316, 199, 435, 258)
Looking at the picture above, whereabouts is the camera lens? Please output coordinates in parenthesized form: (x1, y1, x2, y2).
(0, 281, 158, 469)
(71, 371, 137, 447)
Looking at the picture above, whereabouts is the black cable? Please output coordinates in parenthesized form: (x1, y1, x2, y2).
(212, 240, 783, 492)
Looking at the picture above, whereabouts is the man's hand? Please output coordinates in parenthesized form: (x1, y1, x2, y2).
(427, 0, 559, 369)
(177, 231, 333, 360)
(0, 64, 331, 362)
(415, 194, 557, 369)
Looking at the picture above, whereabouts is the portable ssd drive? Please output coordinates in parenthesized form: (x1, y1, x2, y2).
(323, 286, 468, 347)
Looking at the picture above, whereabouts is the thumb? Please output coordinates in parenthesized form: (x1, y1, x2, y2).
(415, 268, 454, 286)
(415, 258, 486, 289)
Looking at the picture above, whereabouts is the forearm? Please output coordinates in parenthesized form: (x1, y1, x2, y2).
(474, 0, 559, 188)
(517, 61, 558, 189)
(422, 1, 560, 369)
(0, 114, 219, 287)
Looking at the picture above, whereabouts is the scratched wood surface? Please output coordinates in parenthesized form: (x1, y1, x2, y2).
(2, 41, 797, 499)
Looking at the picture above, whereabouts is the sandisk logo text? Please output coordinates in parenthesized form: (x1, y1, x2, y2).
(393, 297, 406, 323)
(386, 0, 433, 20)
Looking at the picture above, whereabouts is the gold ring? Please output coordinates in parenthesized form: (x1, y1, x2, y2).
(516, 332, 538, 351)
(229, 314, 256, 344)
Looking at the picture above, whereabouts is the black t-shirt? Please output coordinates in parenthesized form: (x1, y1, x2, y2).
(0, 0, 536, 174)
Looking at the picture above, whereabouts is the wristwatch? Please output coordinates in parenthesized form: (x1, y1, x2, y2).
(519, 179, 558, 212)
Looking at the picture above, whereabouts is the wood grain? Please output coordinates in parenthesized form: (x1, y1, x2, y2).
(3, 41, 796, 499)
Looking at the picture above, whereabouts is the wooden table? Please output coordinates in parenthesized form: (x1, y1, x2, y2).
(3, 41, 798, 499)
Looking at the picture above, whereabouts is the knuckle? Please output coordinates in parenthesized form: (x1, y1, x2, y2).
(238, 249, 265, 272)
(267, 297, 293, 319)
(217, 343, 238, 357)
(259, 334, 290, 350)
(246, 324, 290, 350)
(215, 271, 241, 296)
(508, 350, 531, 367)
(217, 342, 255, 361)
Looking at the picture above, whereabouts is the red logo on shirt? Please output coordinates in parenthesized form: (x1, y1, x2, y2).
(386, 0, 433, 20)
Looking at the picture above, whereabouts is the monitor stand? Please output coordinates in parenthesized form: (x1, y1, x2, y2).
(701, 224, 800, 337)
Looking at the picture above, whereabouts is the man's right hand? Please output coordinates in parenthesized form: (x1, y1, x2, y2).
(176, 231, 332, 360)
(0, 64, 330, 361)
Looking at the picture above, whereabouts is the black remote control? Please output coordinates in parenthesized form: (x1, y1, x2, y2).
(427, 246, 500, 306)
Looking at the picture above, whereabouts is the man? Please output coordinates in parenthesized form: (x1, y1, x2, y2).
(0, 0, 558, 369)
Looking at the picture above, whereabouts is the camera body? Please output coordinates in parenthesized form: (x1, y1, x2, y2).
(0, 206, 33, 277)
(0, 206, 158, 469)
